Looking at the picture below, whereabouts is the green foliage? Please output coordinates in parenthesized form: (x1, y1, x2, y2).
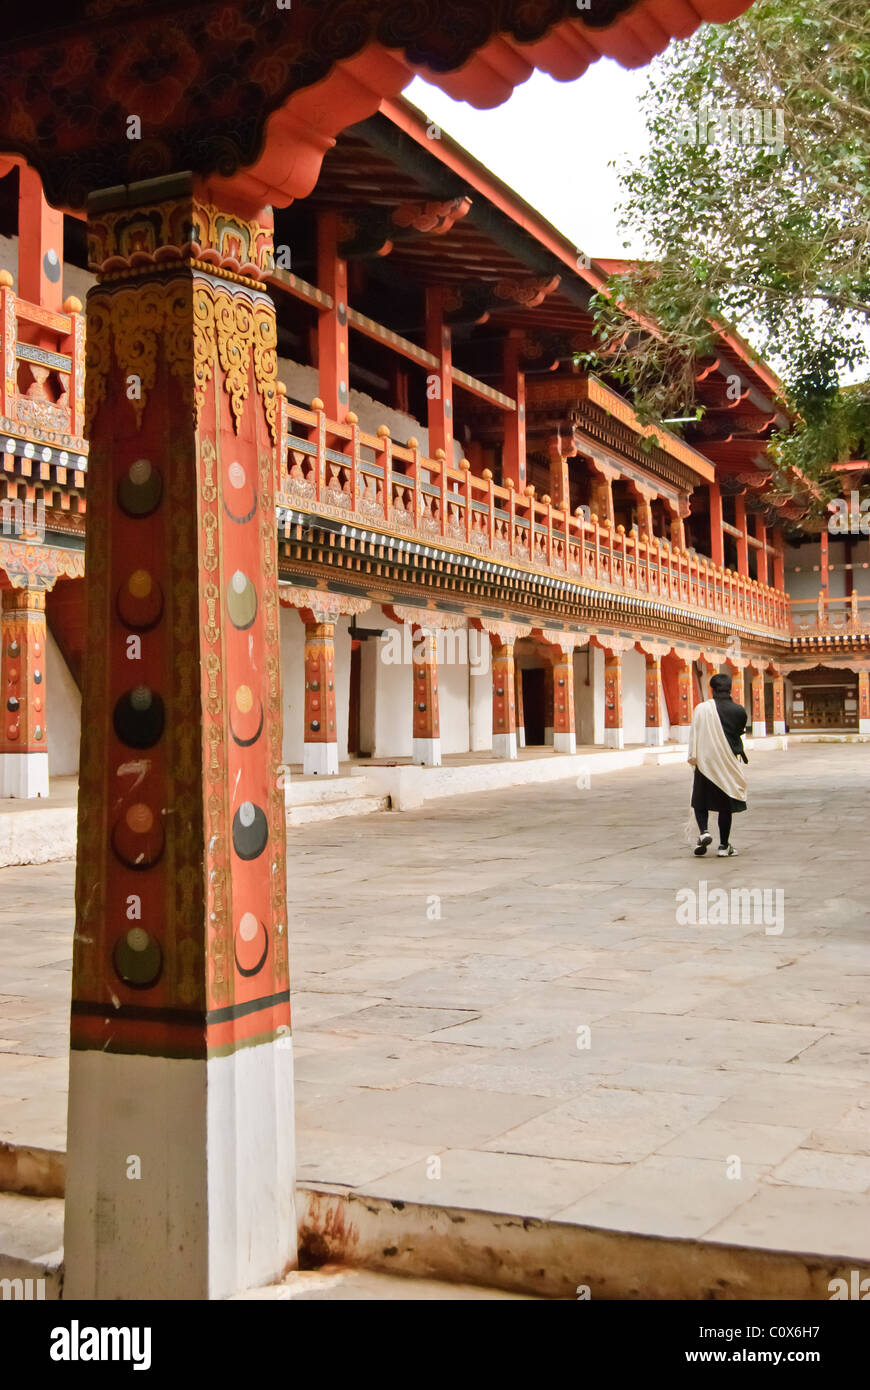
(589, 0, 870, 488)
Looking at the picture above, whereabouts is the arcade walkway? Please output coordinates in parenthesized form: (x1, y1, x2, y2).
(1, 743, 868, 1259)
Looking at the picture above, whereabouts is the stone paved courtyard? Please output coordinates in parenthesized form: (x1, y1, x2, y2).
(1, 742, 869, 1257)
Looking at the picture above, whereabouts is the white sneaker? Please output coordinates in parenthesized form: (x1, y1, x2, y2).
(717, 844, 738, 857)
(694, 833, 713, 856)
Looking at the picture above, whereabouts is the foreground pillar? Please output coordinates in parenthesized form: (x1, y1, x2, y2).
(64, 183, 294, 1299)
(0, 584, 49, 798)
(603, 650, 624, 749)
(644, 653, 666, 746)
(491, 640, 518, 760)
(731, 664, 746, 708)
(412, 625, 441, 765)
(515, 662, 526, 748)
(302, 614, 339, 775)
(673, 659, 693, 743)
(551, 644, 576, 754)
(750, 668, 767, 736)
(772, 672, 786, 735)
(858, 669, 870, 734)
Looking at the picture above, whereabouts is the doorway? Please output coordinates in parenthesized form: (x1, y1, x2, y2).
(521, 667, 547, 745)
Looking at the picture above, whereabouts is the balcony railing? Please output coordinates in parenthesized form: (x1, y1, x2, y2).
(0, 276, 87, 452)
(276, 394, 791, 636)
(791, 594, 870, 637)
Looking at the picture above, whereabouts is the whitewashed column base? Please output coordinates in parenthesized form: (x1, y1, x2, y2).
(645, 726, 666, 746)
(517, 728, 526, 748)
(554, 730, 576, 755)
(860, 718, 870, 734)
(773, 720, 786, 735)
(752, 721, 767, 738)
(603, 727, 624, 750)
(0, 751, 49, 799)
(544, 726, 554, 746)
(492, 732, 518, 760)
(673, 725, 691, 744)
(413, 737, 441, 767)
(64, 1038, 296, 1300)
(303, 742, 339, 776)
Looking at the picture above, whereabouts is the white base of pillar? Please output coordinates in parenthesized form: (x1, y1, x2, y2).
(413, 737, 442, 767)
(554, 731, 576, 755)
(773, 720, 786, 735)
(860, 718, 870, 734)
(492, 732, 518, 761)
(603, 727, 624, 750)
(752, 721, 767, 738)
(544, 726, 554, 746)
(673, 726, 690, 744)
(0, 751, 49, 799)
(64, 1038, 296, 1300)
(303, 742, 339, 776)
(517, 728, 526, 748)
(645, 726, 666, 747)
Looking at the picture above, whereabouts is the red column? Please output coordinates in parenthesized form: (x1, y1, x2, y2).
(17, 165, 64, 314)
(735, 494, 749, 577)
(491, 639, 518, 759)
(675, 659, 693, 742)
(858, 669, 870, 733)
(64, 185, 294, 1299)
(0, 584, 49, 797)
(772, 673, 786, 734)
(819, 527, 830, 609)
(412, 625, 441, 765)
(502, 332, 526, 491)
(772, 532, 786, 591)
(708, 481, 724, 568)
(604, 650, 623, 749)
(731, 665, 746, 708)
(515, 660, 526, 748)
(543, 659, 555, 744)
(426, 286, 453, 460)
(751, 668, 767, 735)
(644, 653, 665, 746)
(547, 436, 570, 513)
(301, 612, 339, 775)
(755, 515, 768, 585)
(316, 209, 349, 421)
(552, 645, 576, 754)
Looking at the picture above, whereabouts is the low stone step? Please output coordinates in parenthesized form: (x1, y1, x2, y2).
(286, 794, 389, 827)
(284, 775, 376, 805)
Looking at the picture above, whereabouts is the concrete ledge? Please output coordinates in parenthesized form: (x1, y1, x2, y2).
(0, 806, 76, 867)
(297, 1185, 870, 1302)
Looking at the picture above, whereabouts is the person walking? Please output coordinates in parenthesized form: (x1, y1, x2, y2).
(688, 671, 748, 857)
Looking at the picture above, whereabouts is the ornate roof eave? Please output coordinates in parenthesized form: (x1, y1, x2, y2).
(0, 0, 755, 212)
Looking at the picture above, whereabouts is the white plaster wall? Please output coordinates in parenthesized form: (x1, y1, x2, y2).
(438, 651, 470, 756)
(46, 627, 81, 775)
(353, 607, 413, 758)
(468, 651, 492, 752)
(622, 647, 647, 745)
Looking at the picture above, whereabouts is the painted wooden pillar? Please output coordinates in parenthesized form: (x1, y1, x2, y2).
(316, 209, 349, 421)
(644, 654, 665, 746)
(552, 646, 576, 755)
(771, 672, 786, 735)
(0, 582, 49, 798)
(426, 286, 453, 461)
(17, 164, 64, 315)
(603, 650, 624, 749)
(819, 527, 830, 618)
(735, 494, 750, 577)
(751, 668, 767, 736)
(772, 533, 786, 591)
(858, 669, 870, 734)
(636, 488, 655, 542)
(412, 625, 441, 765)
(591, 468, 615, 529)
(674, 659, 693, 743)
(515, 660, 526, 748)
(547, 435, 570, 514)
(730, 665, 746, 709)
(301, 612, 339, 775)
(502, 333, 526, 491)
(755, 516, 768, 585)
(491, 640, 517, 760)
(708, 481, 725, 568)
(64, 183, 294, 1300)
(669, 503, 686, 551)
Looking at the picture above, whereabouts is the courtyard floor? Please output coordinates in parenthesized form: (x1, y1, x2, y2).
(1, 742, 869, 1257)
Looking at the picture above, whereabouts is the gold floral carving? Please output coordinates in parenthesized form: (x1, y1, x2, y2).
(85, 276, 278, 442)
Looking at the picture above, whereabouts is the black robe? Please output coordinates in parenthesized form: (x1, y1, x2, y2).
(690, 694, 749, 814)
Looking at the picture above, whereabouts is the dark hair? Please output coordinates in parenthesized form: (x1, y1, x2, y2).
(710, 673, 732, 696)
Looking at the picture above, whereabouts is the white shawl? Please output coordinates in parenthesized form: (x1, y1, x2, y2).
(688, 700, 747, 802)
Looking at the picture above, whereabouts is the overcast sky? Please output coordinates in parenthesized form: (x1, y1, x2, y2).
(404, 60, 653, 262)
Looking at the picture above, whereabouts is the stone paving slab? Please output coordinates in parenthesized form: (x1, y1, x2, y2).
(0, 744, 868, 1260)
